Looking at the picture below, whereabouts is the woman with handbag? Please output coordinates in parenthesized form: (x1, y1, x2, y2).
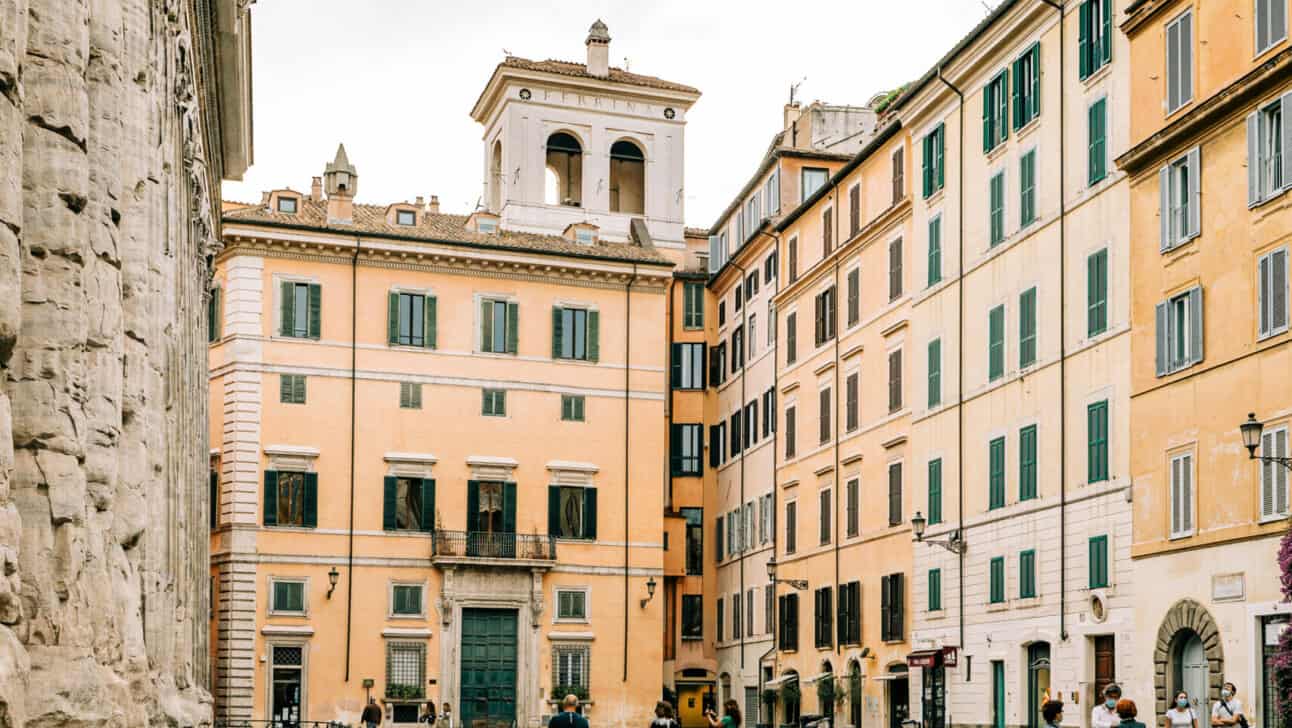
(1163, 691, 1198, 728)
(1211, 682, 1247, 728)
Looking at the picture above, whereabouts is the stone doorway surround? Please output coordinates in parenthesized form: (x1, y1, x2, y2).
(1153, 599, 1225, 718)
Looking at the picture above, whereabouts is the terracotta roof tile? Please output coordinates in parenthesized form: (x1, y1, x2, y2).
(501, 56, 699, 95)
(223, 198, 673, 266)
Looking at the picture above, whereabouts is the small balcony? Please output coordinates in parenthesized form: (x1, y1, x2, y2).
(431, 530, 557, 569)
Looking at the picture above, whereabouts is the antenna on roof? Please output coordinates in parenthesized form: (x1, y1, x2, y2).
(474, 196, 484, 211)
(789, 78, 806, 106)
(980, 0, 993, 14)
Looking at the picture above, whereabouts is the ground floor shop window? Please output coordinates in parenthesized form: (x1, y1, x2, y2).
(921, 664, 945, 728)
(271, 644, 304, 724)
(1261, 614, 1290, 728)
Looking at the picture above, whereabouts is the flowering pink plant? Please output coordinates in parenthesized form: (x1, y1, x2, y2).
(1274, 524, 1292, 727)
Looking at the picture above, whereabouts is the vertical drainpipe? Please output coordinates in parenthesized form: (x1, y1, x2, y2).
(1036, 0, 1069, 642)
(761, 228, 783, 700)
(831, 185, 842, 659)
(728, 256, 751, 673)
(933, 67, 966, 652)
(667, 277, 678, 512)
(345, 235, 361, 681)
(624, 263, 639, 682)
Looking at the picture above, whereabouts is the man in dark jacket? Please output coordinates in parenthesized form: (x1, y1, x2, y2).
(549, 695, 589, 728)
(361, 698, 383, 727)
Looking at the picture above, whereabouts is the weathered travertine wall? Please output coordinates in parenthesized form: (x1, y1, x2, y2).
(0, 1, 248, 725)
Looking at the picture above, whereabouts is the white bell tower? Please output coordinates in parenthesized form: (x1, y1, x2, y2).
(469, 20, 700, 247)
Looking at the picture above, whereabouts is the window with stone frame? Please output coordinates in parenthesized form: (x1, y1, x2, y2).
(385, 642, 426, 699)
(391, 583, 423, 617)
(556, 588, 588, 621)
(552, 644, 590, 697)
(271, 579, 306, 614)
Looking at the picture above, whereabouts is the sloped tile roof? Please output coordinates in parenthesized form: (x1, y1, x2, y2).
(222, 199, 673, 266)
(500, 56, 699, 95)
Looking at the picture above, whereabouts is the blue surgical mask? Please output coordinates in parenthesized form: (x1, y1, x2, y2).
(1178, 699, 1190, 709)
(1221, 690, 1232, 699)
(1106, 700, 1117, 709)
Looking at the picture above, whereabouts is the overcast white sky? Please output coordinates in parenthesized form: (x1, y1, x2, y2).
(224, 0, 988, 227)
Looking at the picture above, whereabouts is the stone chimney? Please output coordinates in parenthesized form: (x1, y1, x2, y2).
(323, 143, 358, 224)
(586, 19, 610, 77)
(428, 195, 440, 214)
(310, 176, 322, 201)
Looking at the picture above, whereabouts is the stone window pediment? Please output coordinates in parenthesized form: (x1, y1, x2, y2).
(385, 452, 438, 480)
(546, 460, 598, 487)
(264, 445, 319, 472)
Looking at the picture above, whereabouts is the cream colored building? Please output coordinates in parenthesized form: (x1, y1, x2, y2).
(209, 22, 700, 727)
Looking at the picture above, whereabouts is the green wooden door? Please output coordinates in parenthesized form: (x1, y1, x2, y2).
(992, 661, 1006, 728)
(461, 608, 518, 728)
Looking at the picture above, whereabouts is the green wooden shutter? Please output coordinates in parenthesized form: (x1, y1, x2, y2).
(1100, 0, 1112, 65)
(466, 480, 480, 533)
(989, 305, 1004, 380)
(935, 125, 945, 189)
(997, 71, 1009, 145)
(307, 283, 321, 339)
(583, 487, 597, 539)
(1079, 0, 1092, 78)
(425, 296, 437, 349)
(922, 135, 933, 197)
(1020, 425, 1038, 500)
(293, 375, 306, 404)
(1088, 249, 1108, 336)
(383, 476, 398, 531)
(208, 287, 222, 343)
(481, 300, 494, 352)
(388, 292, 400, 344)
(552, 306, 564, 359)
(263, 470, 279, 526)
(928, 458, 942, 525)
(670, 343, 682, 388)
(210, 470, 219, 528)
(548, 486, 561, 537)
(303, 472, 318, 527)
(279, 374, 292, 403)
(421, 479, 435, 532)
(279, 281, 293, 336)
(1020, 287, 1036, 368)
(502, 482, 517, 533)
(1011, 57, 1023, 129)
(982, 81, 992, 153)
(990, 437, 1005, 509)
(506, 302, 519, 354)
(928, 338, 941, 408)
(587, 310, 599, 363)
(1030, 44, 1041, 119)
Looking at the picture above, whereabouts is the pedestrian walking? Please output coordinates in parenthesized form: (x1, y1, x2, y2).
(1043, 700, 1065, 728)
(361, 697, 383, 728)
(1164, 692, 1199, 728)
(1092, 684, 1123, 728)
(436, 701, 456, 728)
(550, 694, 590, 728)
(1117, 699, 1148, 728)
(704, 699, 742, 728)
(1212, 682, 1247, 728)
(652, 701, 681, 728)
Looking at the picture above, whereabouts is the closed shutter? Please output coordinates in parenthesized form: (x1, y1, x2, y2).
(1155, 301, 1169, 376)
(880, 575, 891, 641)
(388, 292, 400, 344)
(789, 594, 800, 651)
(922, 134, 933, 198)
(786, 407, 796, 459)
(583, 488, 597, 539)
(989, 305, 1005, 380)
(1273, 249, 1289, 333)
(1089, 99, 1106, 184)
(383, 476, 398, 531)
(928, 459, 942, 524)
(502, 482, 517, 535)
(307, 284, 321, 339)
(670, 343, 682, 389)
(847, 268, 860, 327)
(670, 423, 682, 476)
(1020, 550, 1036, 598)
(1171, 455, 1193, 535)
(982, 79, 993, 153)
(990, 437, 1006, 508)
(466, 480, 480, 533)
(1088, 249, 1108, 336)
(786, 312, 797, 364)
(421, 479, 435, 533)
(888, 463, 902, 527)
(1078, 0, 1092, 78)
(506, 302, 519, 354)
(890, 238, 903, 300)
(716, 516, 725, 561)
(263, 470, 279, 526)
(846, 373, 858, 431)
(890, 573, 904, 640)
(302, 472, 318, 528)
(279, 281, 293, 337)
(1188, 286, 1204, 364)
(786, 501, 796, 553)
(587, 310, 599, 363)
(849, 185, 860, 236)
(928, 338, 941, 408)
(1282, 93, 1292, 192)
(824, 208, 834, 255)
(819, 387, 831, 444)
(210, 470, 219, 528)
(552, 307, 564, 359)
(1100, 0, 1113, 64)
(936, 125, 945, 190)
(1185, 148, 1201, 241)
(888, 349, 903, 412)
(709, 425, 720, 468)
(1020, 425, 1037, 500)
(208, 287, 222, 342)
(1019, 287, 1036, 368)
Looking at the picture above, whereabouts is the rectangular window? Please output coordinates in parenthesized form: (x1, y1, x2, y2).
(747, 589, 756, 638)
(681, 595, 703, 639)
(1166, 11, 1194, 114)
(888, 348, 903, 413)
(1013, 43, 1041, 128)
(989, 171, 1006, 247)
(744, 401, 757, 449)
(802, 168, 829, 202)
(672, 342, 706, 390)
(1160, 148, 1201, 249)
(399, 382, 422, 410)
(263, 470, 315, 528)
(1089, 98, 1108, 185)
(396, 209, 416, 226)
(732, 592, 743, 640)
(392, 584, 423, 616)
(553, 306, 597, 362)
(1020, 550, 1037, 599)
(789, 237, 799, 282)
(893, 147, 905, 204)
(480, 298, 518, 354)
(824, 208, 834, 256)
(385, 476, 431, 532)
(279, 374, 306, 404)
(278, 281, 321, 339)
(888, 462, 903, 527)
(846, 478, 859, 538)
(814, 586, 834, 648)
(922, 124, 946, 198)
(731, 326, 745, 372)
(849, 184, 861, 236)
(845, 372, 859, 432)
(989, 556, 1005, 603)
(814, 286, 838, 346)
(1088, 399, 1110, 483)
(1079, 0, 1113, 79)
(983, 69, 1009, 153)
(778, 593, 799, 651)
(1088, 248, 1109, 337)
(719, 301, 727, 327)
(927, 338, 942, 408)
(786, 312, 797, 365)
(989, 437, 1006, 510)
(928, 215, 942, 286)
(1170, 451, 1195, 537)
(928, 568, 942, 611)
(208, 287, 222, 343)
(928, 458, 943, 525)
(847, 268, 860, 327)
(1260, 426, 1290, 519)
(819, 387, 832, 445)
(989, 304, 1005, 381)
(785, 501, 797, 554)
(670, 424, 703, 476)
(561, 394, 586, 422)
(1019, 425, 1038, 501)
(1019, 287, 1037, 368)
(880, 572, 904, 641)
(1020, 150, 1037, 228)
(819, 487, 832, 545)
(482, 388, 506, 417)
(683, 282, 704, 329)
(730, 412, 742, 458)
(271, 579, 306, 614)
(1259, 247, 1290, 338)
(1088, 535, 1109, 588)
(785, 406, 797, 459)
(838, 581, 861, 645)
(1257, 0, 1288, 53)
(765, 251, 778, 283)
(553, 644, 590, 692)
(549, 486, 595, 540)
(768, 301, 776, 346)
(277, 196, 298, 214)
(1155, 286, 1204, 375)
(735, 285, 743, 313)
(1250, 94, 1290, 206)
(889, 237, 904, 300)
(681, 508, 703, 575)
(389, 291, 436, 348)
(766, 168, 781, 218)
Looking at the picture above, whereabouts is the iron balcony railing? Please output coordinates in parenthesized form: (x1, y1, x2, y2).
(431, 529, 556, 561)
(213, 721, 349, 728)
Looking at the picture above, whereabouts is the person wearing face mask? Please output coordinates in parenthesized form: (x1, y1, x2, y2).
(1163, 691, 1198, 728)
(1211, 682, 1246, 728)
(1093, 684, 1123, 728)
(1043, 700, 1065, 728)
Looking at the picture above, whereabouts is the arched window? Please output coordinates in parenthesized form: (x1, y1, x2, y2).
(489, 139, 503, 212)
(609, 139, 645, 214)
(545, 132, 583, 207)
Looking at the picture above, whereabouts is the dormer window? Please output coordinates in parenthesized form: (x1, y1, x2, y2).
(479, 219, 498, 234)
(563, 223, 598, 245)
(277, 196, 298, 214)
(575, 229, 595, 244)
(396, 209, 416, 226)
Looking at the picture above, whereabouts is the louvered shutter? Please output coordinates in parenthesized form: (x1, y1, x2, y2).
(421, 479, 435, 532)
(709, 235, 721, 274)
(293, 375, 306, 404)
(307, 284, 321, 339)
(1160, 166, 1172, 250)
(208, 287, 222, 342)
(880, 575, 892, 641)
(506, 302, 519, 354)
(1078, 0, 1092, 79)
(1249, 112, 1262, 207)
(716, 516, 724, 561)
(1282, 93, 1292, 192)
(1273, 249, 1289, 333)
(548, 485, 562, 538)
(583, 488, 597, 539)
(1011, 57, 1023, 129)
(383, 476, 398, 531)
(890, 572, 904, 640)
(279, 281, 293, 336)
(670, 423, 682, 475)
(1181, 456, 1193, 533)
(936, 126, 945, 189)
(982, 83, 992, 153)
(1188, 287, 1204, 364)
(466, 480, 480, 533)
(388, 292, 400, 344)
(888, 463, 902, 526)
(263, 470, 278, 526)
(552, 307, 564, 359)
(1186, 148, 1201, 239)
(480, 300, 493, 352)
(425, 296, 436, 348)
(922, 135, 933, 197)
(670, 343, 682, 389)
(1155, 301, 1169, 376)
(1261, 253, 1273, 336)
(502, 482, 517, 535)
(1100, 0, 1113, 65)
(302, 472, 318, 528)
(587, 310, 600, 363)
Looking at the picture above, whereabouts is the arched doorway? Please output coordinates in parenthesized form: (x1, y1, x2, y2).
(847, 660, 862, 728)
(817, 660, 835, 718)
(1026, 642, 1052, 728)
(886, 664, 909, 728)
(609, 139, 645, 214)
(1171, 631, 1210, 728)
(545, 132, 583, 207)
(783, 671, 801, 727)
(1154, 600, 1224, 721)
(489, 139, 503, 212)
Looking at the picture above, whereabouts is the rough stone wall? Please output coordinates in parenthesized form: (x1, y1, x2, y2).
(0, 0, 223, 725)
